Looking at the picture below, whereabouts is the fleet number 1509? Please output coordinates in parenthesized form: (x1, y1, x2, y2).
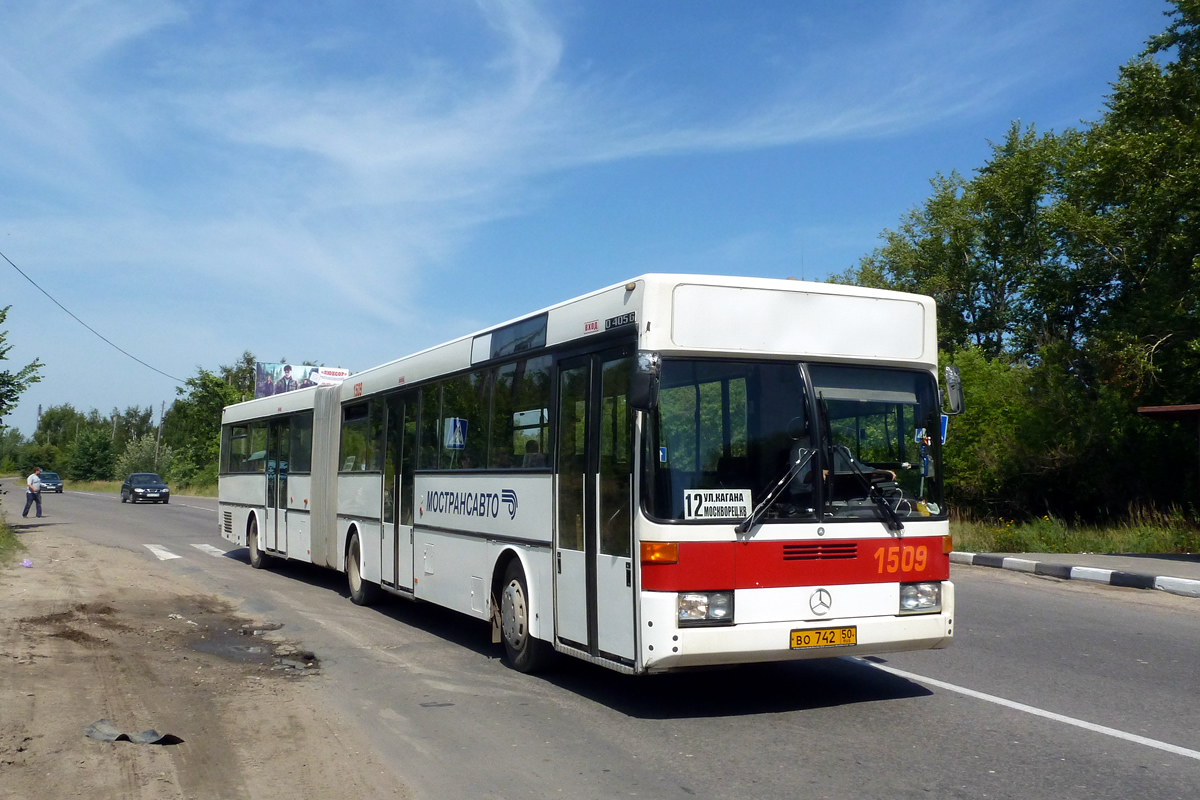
(873, 545, 927, 574)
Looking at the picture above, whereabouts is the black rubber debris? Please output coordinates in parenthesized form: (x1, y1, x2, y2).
(85, 719, 184, 745)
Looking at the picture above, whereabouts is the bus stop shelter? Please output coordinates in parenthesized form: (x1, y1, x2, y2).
(1137, 404, 1200, 504)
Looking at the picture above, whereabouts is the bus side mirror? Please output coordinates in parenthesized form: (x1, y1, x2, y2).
(630, 351, 661, 411)
(943, 365, 964, 416)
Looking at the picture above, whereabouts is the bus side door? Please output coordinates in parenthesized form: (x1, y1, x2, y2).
(555, 347, 636, 662)
(382, 392, 417, 590)
(265, 417, 289, 554)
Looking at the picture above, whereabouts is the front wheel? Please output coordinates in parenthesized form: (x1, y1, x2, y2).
(346, 532, 381, 606)
(500, 559, 550, 673)
(248, 517, 269, 569)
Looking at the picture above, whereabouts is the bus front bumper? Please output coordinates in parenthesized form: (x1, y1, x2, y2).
(639, 581, 954, 673)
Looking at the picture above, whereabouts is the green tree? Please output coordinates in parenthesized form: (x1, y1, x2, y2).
(163, 369, 240, 485)
(0, 427, 24, 472)
(14, 441, 61, 477)
(68, 427, 115, 481)
(0, 305, 42, 431)
(838, 1, 1200, 519)
(1054, 0, 1200, 407)
(110, 406, 156, 453)
(35, 404, 91, 450)
(219, 351, 258, 402)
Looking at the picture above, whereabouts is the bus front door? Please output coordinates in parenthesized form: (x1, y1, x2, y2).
(265, 417, 289, 554)
(382, 392, 416, 591)
(555, 347, 635, 663)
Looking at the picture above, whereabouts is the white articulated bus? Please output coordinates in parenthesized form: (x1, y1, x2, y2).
(218, 274, 964, 674)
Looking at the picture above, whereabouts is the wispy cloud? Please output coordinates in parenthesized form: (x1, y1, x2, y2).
(3, 0, 1051, 306)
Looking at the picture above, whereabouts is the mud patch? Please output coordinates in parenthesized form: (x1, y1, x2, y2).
(49, 628, 109, 646)
(188, 626, 320, 674)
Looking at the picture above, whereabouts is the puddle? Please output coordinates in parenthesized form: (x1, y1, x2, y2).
(188, 624, 320, 674)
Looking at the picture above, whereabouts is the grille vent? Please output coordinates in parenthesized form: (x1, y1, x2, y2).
(783, 542, 857, 561)
(223, 511, 233, 535)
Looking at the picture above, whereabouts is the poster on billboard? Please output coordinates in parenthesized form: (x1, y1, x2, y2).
(254, 363, 351, 398)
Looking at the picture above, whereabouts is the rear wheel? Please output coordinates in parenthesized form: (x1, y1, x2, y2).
(500, 559, 550, 673)
(248, 517, 269, 569)
(347, 532, 381, 606)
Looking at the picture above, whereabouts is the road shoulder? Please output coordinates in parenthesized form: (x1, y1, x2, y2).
(0, 528, 410, 800)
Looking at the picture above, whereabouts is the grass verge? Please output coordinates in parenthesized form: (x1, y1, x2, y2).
(951, 507, 1200, 555)
(62, 480, 218, 498)
(0, 516, 23, 565)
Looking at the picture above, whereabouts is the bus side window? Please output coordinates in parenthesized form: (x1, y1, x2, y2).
(490, 355, 551, 469)
(290, 412, 313, 472)
(418, 385, 441, 470)
(341, 402, 370, 472)
(440, 371, 490, 469)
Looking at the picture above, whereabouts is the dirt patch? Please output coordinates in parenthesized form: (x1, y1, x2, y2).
(0, 529, 409, 800)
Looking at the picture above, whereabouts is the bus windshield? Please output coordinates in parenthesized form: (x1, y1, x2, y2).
(643, 360, 944, 523)
(810, 364, 943, 521)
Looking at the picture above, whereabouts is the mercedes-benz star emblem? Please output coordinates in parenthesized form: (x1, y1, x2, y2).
(809, 588, 832, 616)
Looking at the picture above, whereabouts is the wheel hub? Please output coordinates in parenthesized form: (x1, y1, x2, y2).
(501, 580, 527, 648)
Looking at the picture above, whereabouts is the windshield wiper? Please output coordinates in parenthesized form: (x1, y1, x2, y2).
(735, 448, 816, 535)
(834, 444, 904, 533)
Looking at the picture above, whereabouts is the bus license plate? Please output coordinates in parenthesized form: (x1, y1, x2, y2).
(790, 626, 857, 649)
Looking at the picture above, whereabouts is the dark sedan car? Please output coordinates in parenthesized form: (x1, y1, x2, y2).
(121, 473, 170, 504)
(40, 472, 64, 492)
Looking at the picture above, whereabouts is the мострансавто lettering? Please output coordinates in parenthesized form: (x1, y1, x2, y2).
(425, 490, 502, 518)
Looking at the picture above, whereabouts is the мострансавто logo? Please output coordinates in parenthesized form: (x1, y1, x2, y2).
(425, 489, 518, 521)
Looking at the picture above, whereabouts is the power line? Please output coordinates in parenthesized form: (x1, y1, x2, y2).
(2, 248, 186, 385)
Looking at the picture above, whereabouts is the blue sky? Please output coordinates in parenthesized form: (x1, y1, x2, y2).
(1, 0, 1174, 436)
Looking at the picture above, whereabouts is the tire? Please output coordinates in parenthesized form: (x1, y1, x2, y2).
(500, 559, 550, 673)
(248, 517, 269, 569)
(121, 494, 127, 503)
(130, 495, 137, 504)
(346, 531, 381, 606)
(163, 498, 169, 504)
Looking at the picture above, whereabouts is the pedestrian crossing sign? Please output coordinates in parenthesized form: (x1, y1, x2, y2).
(444, 418, 467, 450)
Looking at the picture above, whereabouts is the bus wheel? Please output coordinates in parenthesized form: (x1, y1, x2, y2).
(500, 559, 549, 673)
(248, 517, 269, 569)
(347, 532, 380, 606)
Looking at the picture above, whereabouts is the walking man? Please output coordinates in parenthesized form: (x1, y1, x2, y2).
(23, 466, 43, 518)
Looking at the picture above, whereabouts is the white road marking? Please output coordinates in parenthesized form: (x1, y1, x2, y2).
(857, 659, 1200, 762)
(191, 543, 228, 557)
(143, 544, 181, 561)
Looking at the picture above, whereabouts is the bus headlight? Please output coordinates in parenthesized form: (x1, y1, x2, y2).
(678, 591, 734, 626)
(899, 582, 941, 614)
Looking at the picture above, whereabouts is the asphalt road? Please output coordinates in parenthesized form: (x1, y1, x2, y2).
(6, 482, 1200, 800)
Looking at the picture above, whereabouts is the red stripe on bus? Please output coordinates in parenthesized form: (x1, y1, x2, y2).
(640, 537, 950, 592)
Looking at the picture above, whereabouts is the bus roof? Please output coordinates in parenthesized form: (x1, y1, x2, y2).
(222, 274, 937, 423)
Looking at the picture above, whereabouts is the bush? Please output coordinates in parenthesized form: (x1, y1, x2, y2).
(115, 434, 172, 478)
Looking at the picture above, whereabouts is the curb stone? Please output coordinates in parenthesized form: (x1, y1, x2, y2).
(950, 551, 1200, 599)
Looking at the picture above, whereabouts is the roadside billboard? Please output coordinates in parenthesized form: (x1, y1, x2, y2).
(255, 363, 350, 398)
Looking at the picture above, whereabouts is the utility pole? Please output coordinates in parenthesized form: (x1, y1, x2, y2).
(154, 401, 165, 468)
